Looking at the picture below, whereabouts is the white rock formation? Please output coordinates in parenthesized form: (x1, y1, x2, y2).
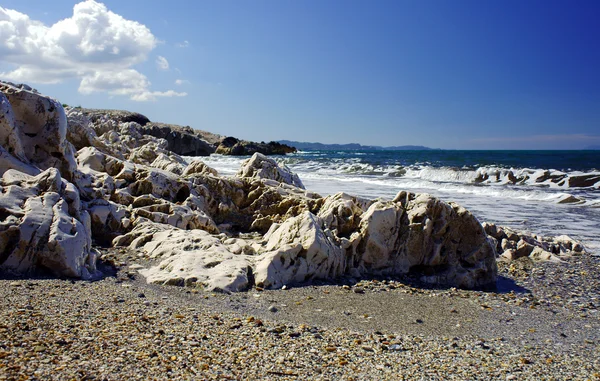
(483, 222, 585, 262)
(0, 168, 98, 278)
(0, 82, 511, 290)
(238, 153, 305, 189)
(0, 82, 77, 180)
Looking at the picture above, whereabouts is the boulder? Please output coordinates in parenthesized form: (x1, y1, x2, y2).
(238, 153, 305, 189)
(348, 192, 497, 288)
(182, 159, 218, 177)
(80, 108, 151, 126)
(483, 222, 586, 261)
(216, 137, 296, 156)
(139, 123, 215, 156)
(0, 82, 77, 180)
(0, 168, 98, 278)
(254, 212, 345, 289)
(120, 223, 253, 292)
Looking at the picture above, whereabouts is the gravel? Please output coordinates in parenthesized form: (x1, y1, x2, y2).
(0, 249, 598, 380)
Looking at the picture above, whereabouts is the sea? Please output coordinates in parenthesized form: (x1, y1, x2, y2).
(194, 150, 600, 254)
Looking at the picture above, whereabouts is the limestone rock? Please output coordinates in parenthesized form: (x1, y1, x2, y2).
(0, 82, 77, 180)
(254, 212, 345, 289)
(123, 223, 252, 292)
(483, 222, 585, 261)
(182, 159, 218, 177)
(139, 123, 215, 156)
(238, 153, 304, 189)
(0, 168, 98, 278)
(149, 153, 187, 175)
(349, 192, 497, 288)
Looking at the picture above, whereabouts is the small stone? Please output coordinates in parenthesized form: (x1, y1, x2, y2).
(353, 287, 365, 294)
(33, 345, 46, 353)
(268, 305, 278, 313)
(361, 345, 374, 352)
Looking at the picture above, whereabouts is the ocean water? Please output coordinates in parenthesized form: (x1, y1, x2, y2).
(194, 150, 600, 253)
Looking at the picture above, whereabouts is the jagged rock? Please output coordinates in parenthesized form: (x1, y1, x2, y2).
(238, 153, 305, 189)
(0, 168, 98, 278)
(316, 193, 371, 238)
(484, 222, 585, 262)
(80, 108, 151, 126)
(149, 153, 187, 175)
(182, 159, 218, 177)
(0, 84, 505, 290)
(120, 222, 253, 292)
(255, 212, 345, 289)
(139, 123, 215, 156)
(117, 190, 498, 290)
(0, 82, 77, 181)
(216, 136, 296, 156)
(347, 192, 497, 288)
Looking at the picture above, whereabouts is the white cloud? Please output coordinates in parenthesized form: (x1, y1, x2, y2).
(176, 40, 189, 48)
(174, 79, 190, 86)
(156, 55, 169, 70)
(0, 1, 185, 101)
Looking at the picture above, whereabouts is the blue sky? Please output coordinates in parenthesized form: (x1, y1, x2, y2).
(1, 0, 599, 149)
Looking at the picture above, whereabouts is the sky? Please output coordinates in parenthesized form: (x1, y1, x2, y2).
(0, 0, 599, 150)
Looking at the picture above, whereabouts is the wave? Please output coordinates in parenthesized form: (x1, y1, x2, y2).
(281, 158, 600, 190)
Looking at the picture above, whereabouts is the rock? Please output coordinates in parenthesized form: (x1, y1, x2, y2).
(0, 168, 98, 279)
(515, 240, 535, 258)
(150, 153, 187, 175)
(484, 222, 587, 262)
(125, 223, 253, 292)
(80, 108, 151, 126)
(0, 83, 505, 290)
(238, 153, 305, 189)
(138, 123, 215, 156)
(216, 136, 296, 156)
(0, 82, 77, 181)
(182, 159, 218, 177)
(254, 212, 345, 289)
(351, 192, 497, 289)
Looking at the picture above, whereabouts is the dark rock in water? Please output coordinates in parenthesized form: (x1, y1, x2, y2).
(567, 174, 600, 188)
(140, 123, 215, 156)
(216, 137, 296, 156)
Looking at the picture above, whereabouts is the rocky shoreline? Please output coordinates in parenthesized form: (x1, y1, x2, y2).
(1, 82, 598, 379)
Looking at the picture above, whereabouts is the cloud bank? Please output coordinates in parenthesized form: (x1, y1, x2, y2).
(0, 1, 186, 101)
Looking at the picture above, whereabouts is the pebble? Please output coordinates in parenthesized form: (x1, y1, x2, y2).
(0, 246, 597, 380)
(268, 305, 278, 313)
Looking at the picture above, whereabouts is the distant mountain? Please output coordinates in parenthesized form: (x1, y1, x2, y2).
(277, 140, 435, 151)
(584, 145, 600, 150)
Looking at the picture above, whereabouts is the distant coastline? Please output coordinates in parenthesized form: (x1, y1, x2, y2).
(277, 140, 436, 151)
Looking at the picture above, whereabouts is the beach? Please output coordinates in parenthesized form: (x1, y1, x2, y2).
(1, 83, 599, 380)
(1, 248, 598, 380)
